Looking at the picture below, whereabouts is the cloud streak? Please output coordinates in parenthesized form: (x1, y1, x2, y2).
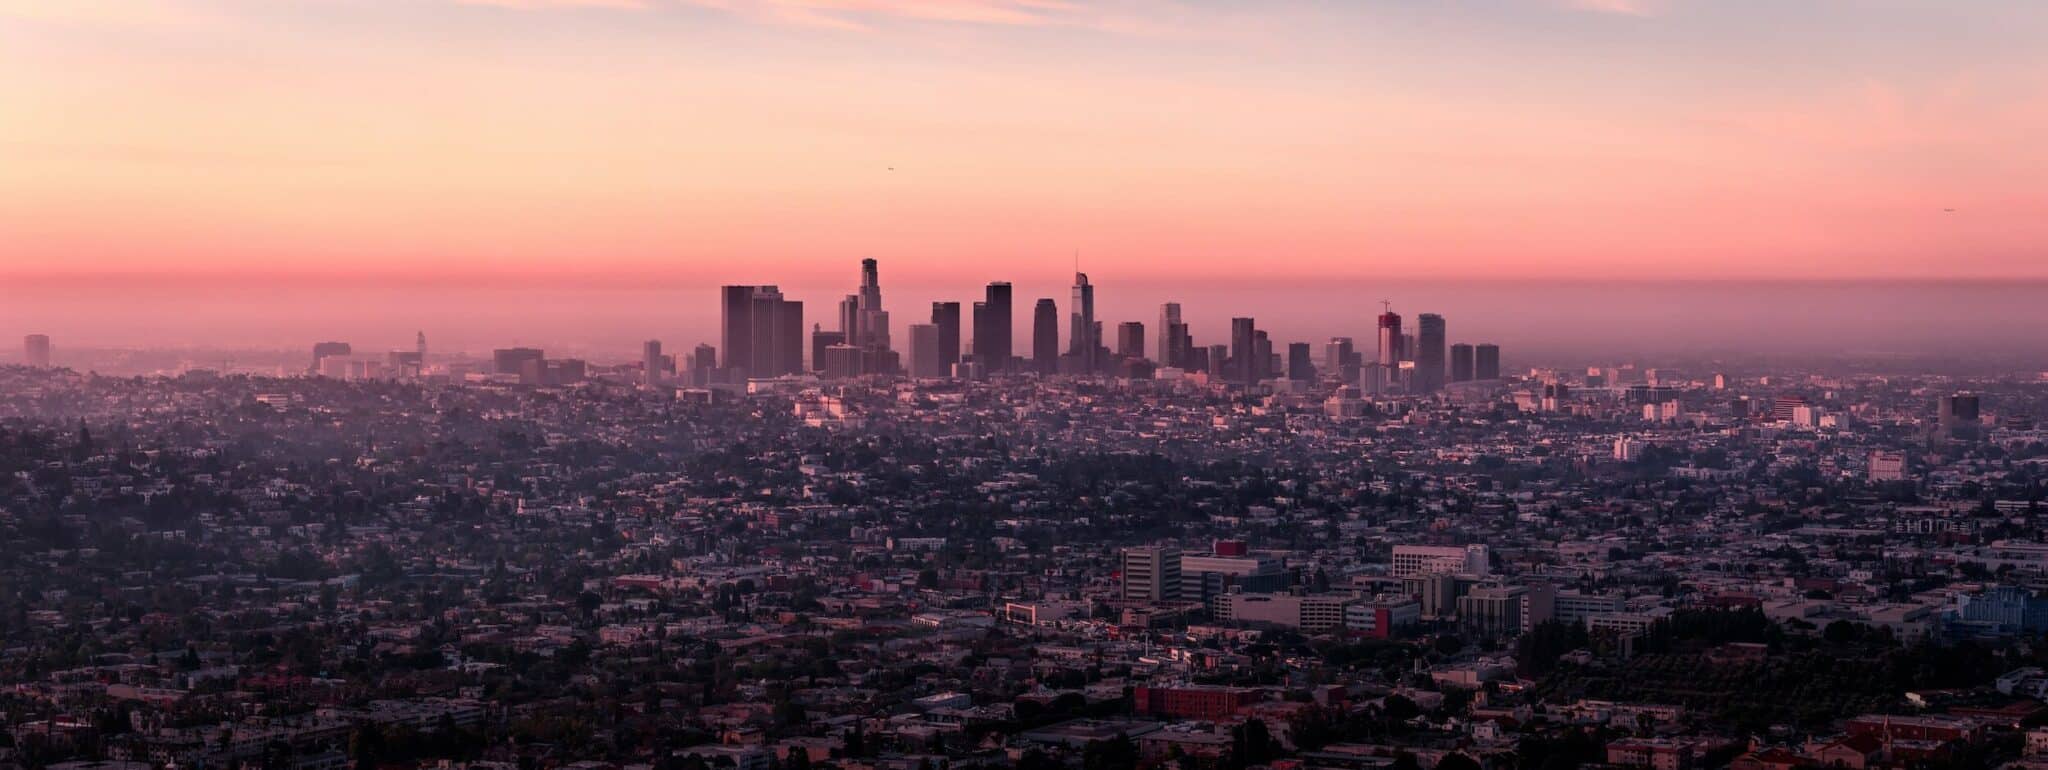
(453, 0, 651, 8)
(1559, 0, 1659, 17)
(447, 0, 1155, 30)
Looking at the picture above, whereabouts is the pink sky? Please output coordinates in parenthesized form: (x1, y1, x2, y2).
(3, 0, 2045, 285)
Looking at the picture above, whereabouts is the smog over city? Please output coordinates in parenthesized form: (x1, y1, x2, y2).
(4, 2, 2048, 770)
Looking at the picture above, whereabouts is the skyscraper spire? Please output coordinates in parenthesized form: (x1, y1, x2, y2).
(1068, 268, 1097, 373)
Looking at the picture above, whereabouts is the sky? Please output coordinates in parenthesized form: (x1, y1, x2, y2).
(4, 0, 2047, 293)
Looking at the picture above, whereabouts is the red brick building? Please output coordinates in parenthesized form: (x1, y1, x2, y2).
(1131, 685, 1261, 720)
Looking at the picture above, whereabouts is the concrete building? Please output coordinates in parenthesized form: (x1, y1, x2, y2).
(1391, 544, 1491, 578)
(1121, 546, 1182, 604)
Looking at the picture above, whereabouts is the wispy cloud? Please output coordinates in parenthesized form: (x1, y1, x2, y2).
(451, 0, 652, 8)
(449, 0, 1158, 31)
(0, 0, 205, 26)
(1559, 0, 1660, 17)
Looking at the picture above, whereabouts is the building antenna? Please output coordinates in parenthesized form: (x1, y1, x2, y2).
(1381, 300, 1392, 313)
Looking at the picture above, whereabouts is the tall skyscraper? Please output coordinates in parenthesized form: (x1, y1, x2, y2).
(722, 285, 802, 378)
(752, 288, 786, 375)
(826, 259, 893, 375)
(689, 343, 717, 386)
(1067, 272, 1098, 373)
(930, 302, 961, 373)
(1254, 330, 1272, 382)
(1032, 298, 1059, 374)
(1324, 337, 1353, 374)
(907, 323, 945, 378)
(974, 282, 1013, 372)
(311, 341, 351, 374)
(1450, 343, 1475, 382)
(720, 285, 758, 378)
(23, 335, 51, 368)
(1204, 344, 1228, 375)
(1475, 343, 1501, 380)
(775, 298, 804, 376)
(1287, 342, 1314, 381)
(1157, 303, 1182, 366)
(1938, 393, 1983, 441)
(850, 258, 890, 352)
(1377, 309, 1403, 368)
(1117, 322, 1145, 359)
(1416, 313, 1446, 393)
(1230, 317, 1257, 385)
(642, 340, 663, 386)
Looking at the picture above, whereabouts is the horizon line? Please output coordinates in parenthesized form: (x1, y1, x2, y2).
(11, 270, 2048, 291)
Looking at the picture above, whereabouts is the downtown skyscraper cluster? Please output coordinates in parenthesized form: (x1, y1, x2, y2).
(707, 258, 1501, 391)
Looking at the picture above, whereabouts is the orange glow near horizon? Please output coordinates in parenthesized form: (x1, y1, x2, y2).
(4, 0, 2047, 285)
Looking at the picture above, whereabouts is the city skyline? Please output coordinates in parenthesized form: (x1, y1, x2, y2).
(9, 4, 2048, 769)
(12, 275, 2048, 366)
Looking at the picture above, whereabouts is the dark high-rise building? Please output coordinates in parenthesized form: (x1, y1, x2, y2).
(721, 285, 758, 377)
(24, 334, 51, 368)
(1117, 322, 1145, 359)
(1377, 309, 1403, 368)
(1032, 298, 1059, 374)
(749, 289, 783, 375)
(841, 258, 891, 357)
(1206, 344, 1229, 374)
(907, 323, 945, 378)
(775, 299, 804, 376)
(642, 340, 663, 386)
(810, 327, 846, 373)
(1938, 393, 1982, 441)
(723, 285, 801, 377)
(1230, 317, 1257, 385)
(973, 282, 1013, 372)
(1475, 343, 1500, 380)
(493, 347, 546, 384)
(1157, 303, 1182, 366)
(1450, 343, 1475, 382)
(1416, 313, 1446, 393)
(821, 344, 864, 379)
(310, 341, 352, 374)
(930, 301, 961, 372)
(1254, 330, 1272, 383)
(551, 358, 587, 385)
(689, 343, 716, 385)
(1068, 272, 1098, 373)
(1324, 337, 1353, 374)
(1287, 342, 1314, 381)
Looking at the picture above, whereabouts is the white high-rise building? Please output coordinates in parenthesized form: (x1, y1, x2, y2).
(1121, 546, 1182, 604)
(1390, 544, 1490, 578)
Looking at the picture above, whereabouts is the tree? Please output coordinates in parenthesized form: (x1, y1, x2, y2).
(348, 724, 385, 770)
(1083, 733, 1138, 770)
(1230, 718, 1276, 769)
(1435, 753, 1482, 770)
(1382, 694, 1421, 723)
